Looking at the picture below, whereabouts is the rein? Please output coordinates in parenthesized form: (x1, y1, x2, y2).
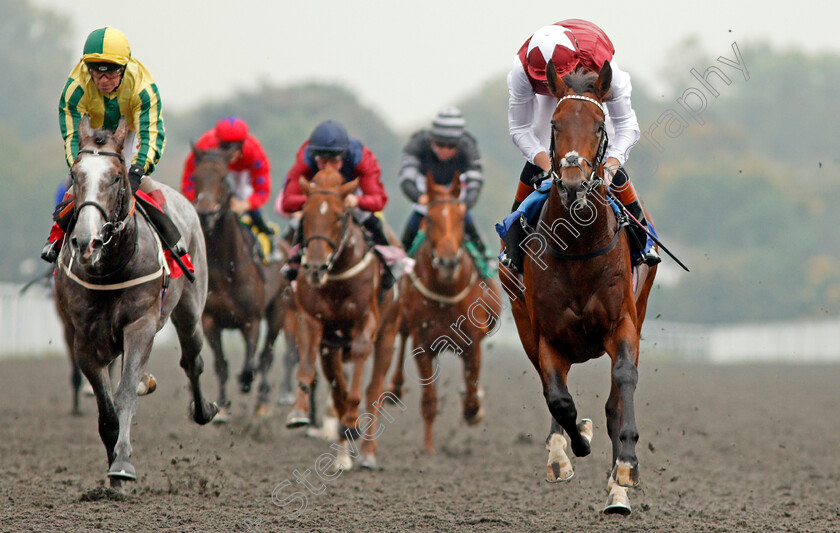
(534, 92, 625, 261)
(302, 190, 352, 273)
(74, 148, 134, 246)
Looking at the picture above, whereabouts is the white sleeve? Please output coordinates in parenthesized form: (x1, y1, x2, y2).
(507, 58, 545, 164)
(604, 59, 641, 166)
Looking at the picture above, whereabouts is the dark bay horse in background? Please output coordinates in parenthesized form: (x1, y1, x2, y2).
(501, 63, 657, 515)
(393, 173, 501, 452)
(54, 116, 217, 490)
(288, 169, 401, 470)
(190, 146, 296, 419)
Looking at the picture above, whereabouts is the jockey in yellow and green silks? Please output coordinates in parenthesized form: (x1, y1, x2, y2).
(43, 27, 188, 270)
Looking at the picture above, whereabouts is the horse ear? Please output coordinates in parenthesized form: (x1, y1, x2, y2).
(425, 172, 435, 197)
(190, 141, 202, 159)
(546, 60, 567, 98)
(112, 116, 128, 148)
(449, 172, 461, 198)
(595, 60, 612, 100)
(78, 114, 93, 142)
(299, 176, 312, 195)
(338, 179, 359, 197)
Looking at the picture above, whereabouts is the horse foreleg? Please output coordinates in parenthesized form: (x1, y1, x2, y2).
(545, 417, 574, 482)
(606, 326, 641, 488)
(109, 316, 157, 484)
(415, 344, 438, 453)
(173, 306, 219, 426)
(70, 360, 82, 416)
(358, 321, 399, 469)
(287, 312, 321, 428)
(462, 341, 484, 425)
(238, 319, 260, 394)
(386, 330, 408, 401)
(277, 309, 299, 405)
(538, 339, 592, 458)
(79, 357, 118, 482)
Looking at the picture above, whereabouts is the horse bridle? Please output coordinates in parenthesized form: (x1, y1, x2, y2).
(425, 197, 464, 270)
(549, 94, 610, 195)
(302, 190, 352, 272)
(74, 148, 133, 246)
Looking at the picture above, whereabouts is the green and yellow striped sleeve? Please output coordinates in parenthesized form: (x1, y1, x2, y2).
(58, 77, 86, 168)
(131, 83, 165, 174)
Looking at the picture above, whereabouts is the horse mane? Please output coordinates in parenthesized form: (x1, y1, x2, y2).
(562, 68, 600, 96)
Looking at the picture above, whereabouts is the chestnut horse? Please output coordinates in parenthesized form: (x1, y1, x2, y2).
(500, 63, 657, 515)
(54, 116, 217, 490)
(392, 172, 502, 452)
(288, 169, 401, 470)
(190, 146, 295, 418)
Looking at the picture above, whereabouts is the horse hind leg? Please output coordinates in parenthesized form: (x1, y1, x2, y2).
(172, 308, 219, 425)
(203, 318, 230, 422)
(277, 318, 299, 406)
(461, 343, 484, 425)
(255, 309, 283, 416)
(238, 320, 260, 394)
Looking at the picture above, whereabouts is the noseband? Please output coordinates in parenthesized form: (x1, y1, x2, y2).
(302, 190, 352, 272)
(74, 148, 133, 246)
(549, 94, 610, 193)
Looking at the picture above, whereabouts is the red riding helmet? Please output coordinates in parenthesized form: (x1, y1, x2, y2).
(215, 116, 249, 143)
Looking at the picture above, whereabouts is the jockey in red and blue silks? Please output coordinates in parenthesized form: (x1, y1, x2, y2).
(275, 120, 393, 288)
(181, 116, 274, 237)
(499, 18, 660, 272)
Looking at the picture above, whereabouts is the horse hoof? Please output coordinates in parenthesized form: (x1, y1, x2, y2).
(238, 371, 255, 394)
(83, 381, 95, 397)
(286, 410, 310, 428)
(545, 433, 574, 482)
(136, 374, 156, 396)
(578, 419, 593, 445)
(612, 460, 640, 488)
(603, 500, 632, 516)
(212, 406, 231, 424)
(604, 479, 632, 515)
(254, 402, 271, 418)
(189, 401, 220, 425)
(333, 451, 353, 472)
(276, 392, 296, 406)
(107, 460, 136, 481)
(465, 406, 485, 426)
(358, 454, 377, 470)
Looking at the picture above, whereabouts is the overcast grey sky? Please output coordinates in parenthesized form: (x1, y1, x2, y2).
(31, 0, 839, 131)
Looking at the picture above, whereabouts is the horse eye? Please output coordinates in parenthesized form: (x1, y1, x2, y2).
(114, 172, 123, 184)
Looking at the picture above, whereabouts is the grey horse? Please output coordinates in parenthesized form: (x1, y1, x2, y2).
(54, 115, 218, 491)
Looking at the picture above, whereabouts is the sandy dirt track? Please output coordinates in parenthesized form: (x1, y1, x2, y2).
(1, 344, 839, 532)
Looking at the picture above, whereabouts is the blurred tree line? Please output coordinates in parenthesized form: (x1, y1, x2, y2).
(3, 0, 840, 324)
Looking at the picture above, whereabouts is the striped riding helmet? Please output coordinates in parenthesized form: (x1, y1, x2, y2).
(82, 27, 131, 66)
(430, 107, 465, 144)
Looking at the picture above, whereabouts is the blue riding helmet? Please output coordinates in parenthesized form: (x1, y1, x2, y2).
(308, 120, 349, 155)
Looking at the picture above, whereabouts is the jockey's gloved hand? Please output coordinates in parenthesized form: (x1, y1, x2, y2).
(531, 169, 551, 188)
(128, 164, 145, 194)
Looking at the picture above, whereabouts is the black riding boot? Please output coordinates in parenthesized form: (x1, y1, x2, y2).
(248, 209, 274, 235)
(40, 198, 75, 263)
(500, 200, 526, 273)
(624, 200, 661, 267)
(136, 194, 188, 259)
(362, 216, 395, 293)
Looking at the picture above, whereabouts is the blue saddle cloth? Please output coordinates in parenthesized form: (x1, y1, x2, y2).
(494, 180, 658, 258)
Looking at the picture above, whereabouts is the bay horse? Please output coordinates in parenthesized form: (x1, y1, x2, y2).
(393, 172, 502, 452)
(500, 62, 657, 515)
(190, 146, 296, 418)
(288, 169, 401, 470)
(54, 116, 218, 490)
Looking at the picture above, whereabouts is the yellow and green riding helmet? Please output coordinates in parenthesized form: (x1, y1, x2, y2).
(82, 27, 131, 66)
